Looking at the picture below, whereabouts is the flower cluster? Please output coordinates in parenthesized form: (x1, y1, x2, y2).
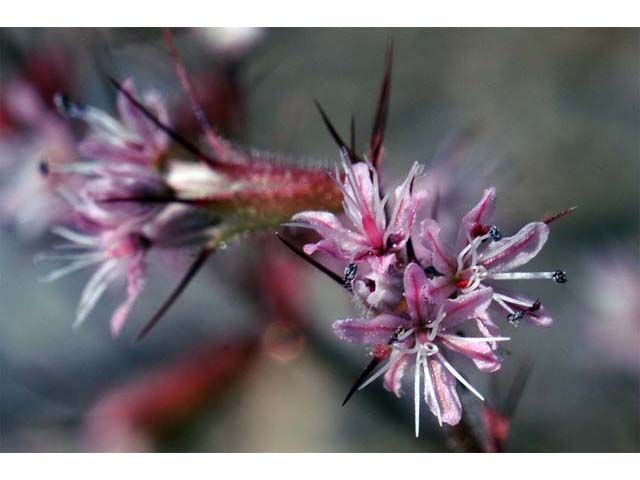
(290, 153, 566, 436)
(40, 77, 343, 338)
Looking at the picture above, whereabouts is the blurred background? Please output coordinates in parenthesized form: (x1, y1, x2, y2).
(0, 28, 637, 452)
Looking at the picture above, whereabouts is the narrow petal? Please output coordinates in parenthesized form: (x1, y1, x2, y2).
(456, 187, 496, 249)
(403, 262, 429, 323)
(117, 78, 156, 149)
(439, 287, 493, 331)
(291, 211, 367, 259)
(426, 357, 462, 426)
(385, 162, 424, 250)
(332, 314, 410, 345)
(78, 139, 153, 165)
(425, 275, 457, 303)
(439, 334, 501, 372)
(110, 255, 147, 337)
(383, 350, 410, 397)
(479, 222, 549, 273)
(419, 219, 456, 275)
(476, 312, 502, 347)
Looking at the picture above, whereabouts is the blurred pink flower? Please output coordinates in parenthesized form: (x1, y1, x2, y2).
(60, 78, 170, 168)
(39, 226, 149, 337)
(0, 79, 77, 237)
(583, 248, 640, 373)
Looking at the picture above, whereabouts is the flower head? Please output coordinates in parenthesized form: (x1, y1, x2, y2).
(58, 78, 170, 167)
(292, 155, 424, 263)
(419, 188, 566, 331)
(333, 263, 505, 434)
(39, 225, 149, 337)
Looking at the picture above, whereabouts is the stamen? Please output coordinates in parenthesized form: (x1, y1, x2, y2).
(436, 353, 485, 402)
(457, 233, 489, 273)
(441, 335, 511, 343)
(489, 271, 559, 281)
(357, 359, 393, 391)
(493, 292, 534, 309)
(414, 352, 421, 437)
(493, 295, 515, 314)
(427, 307, 446, 341)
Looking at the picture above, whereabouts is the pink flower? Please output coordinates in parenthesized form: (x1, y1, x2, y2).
(58, 78, 169, 167)
(60, 162, 172, 229)
(0, 79, 77, 237)
(352, 254, 403, 311)
(418, 188, 565, 331)
(333, 263, 507, 435)
(291, 155, 424, 263)
(39, 226, 149, 337)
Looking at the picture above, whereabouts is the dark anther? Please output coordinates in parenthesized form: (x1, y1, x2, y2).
(54, 93, 74, 116)
(344, 263, 357, 288)
(393, 326, 406, 340)
(507, 311, 523, 326)
(552, 270, 567, 283)
(38, 160, 50, 176)
(489, 225, 503, 241)
(424, 266, 443, 278)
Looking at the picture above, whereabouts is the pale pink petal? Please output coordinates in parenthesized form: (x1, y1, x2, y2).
(78, 139, 152, 165)
(425, 275, 457, 303)
(332, 314, 410, 345)
(439, 287, 493, 331)
(142, 92, 170, 153)
(110, 255, 146, 337)
(117, 78, 157, 149)
(456, 187, 496, 249)
(419, 218, 456, 275)
(426, 357, 462, 426)
(385, 162, 424, 251)
(439, 334, 501, 372)
(475, 312, 502, 344)
(403, 262, 429, 323)
(479, 222, 549, 273)
(383, 351, 410, 397)
(292, 210, 368, 259)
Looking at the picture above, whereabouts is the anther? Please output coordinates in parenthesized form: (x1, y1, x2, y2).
(552, 270, 567, 283)
(343, 263, 357, 287)
(507, 311, 523, 326)
(54, 93, 73, 115)
(489, 225, 503, 241)
(38, 160, 50, 177)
